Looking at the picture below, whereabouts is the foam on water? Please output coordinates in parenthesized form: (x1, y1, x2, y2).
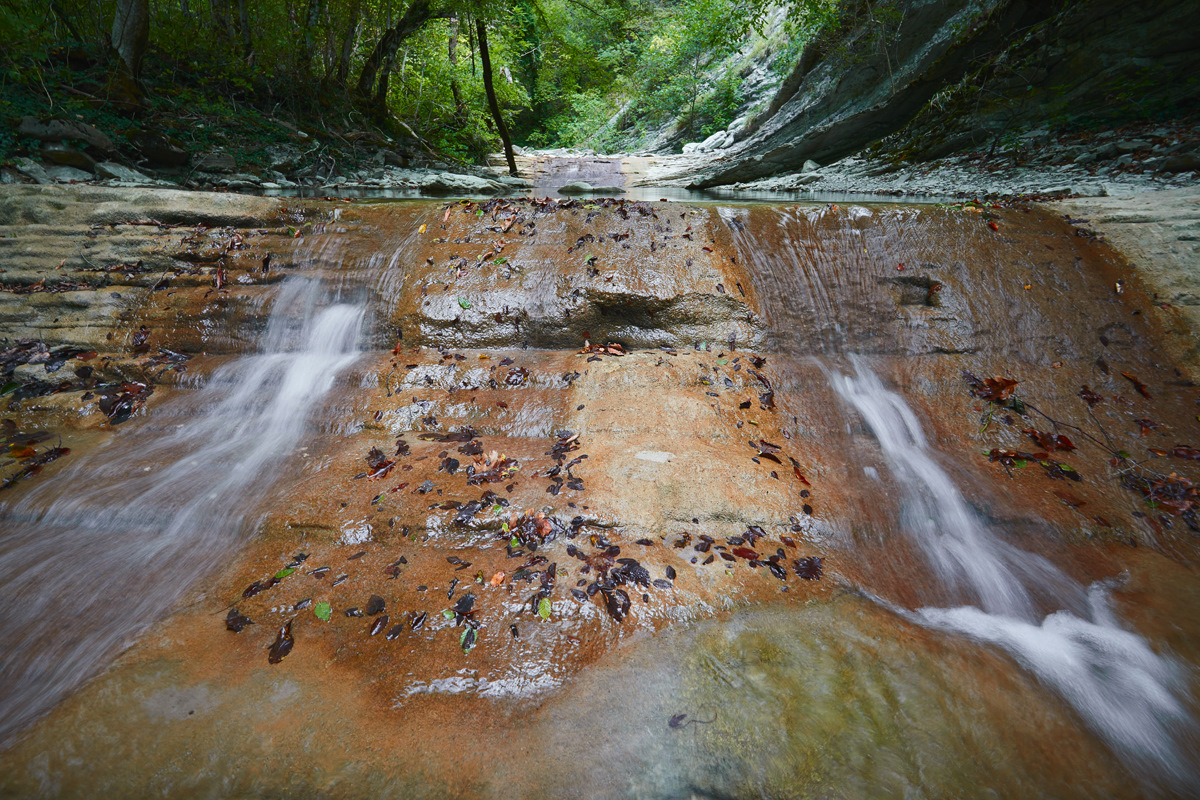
(0, 275, 364, 746)
(829, 355, 1196, 788)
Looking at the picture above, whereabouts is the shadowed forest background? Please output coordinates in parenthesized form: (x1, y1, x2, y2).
(0, 0, 848, 168)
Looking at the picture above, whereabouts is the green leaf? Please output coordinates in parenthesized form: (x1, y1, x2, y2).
(510, 536, 520, 548)
(442, 608, 455, 619)
(1059, 464, 1075, 472)
(1013, 459, 1028, 468)
(273, 567, 295, 579)
(314, 601, 331, 621)
(1117, 450, 1132, 459)
(493, 257, 507, 265)
(492, 504, 503, 514)
(716, 359, 728, 365)
(458, 297, 471, 309)
(460, 625, 477, 652)
(0, 381, 18, 396)
(537, 596, 551, 620)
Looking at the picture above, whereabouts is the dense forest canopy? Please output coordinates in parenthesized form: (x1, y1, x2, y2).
(0, 0, 843, 165)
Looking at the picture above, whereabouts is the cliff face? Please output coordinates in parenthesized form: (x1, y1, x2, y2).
(685, 0, 1200, 187)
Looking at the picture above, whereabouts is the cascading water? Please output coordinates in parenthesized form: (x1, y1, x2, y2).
(829, 358, 1194, 785)
(721, 203, 1199, 791)
(0, 272, 364, 746)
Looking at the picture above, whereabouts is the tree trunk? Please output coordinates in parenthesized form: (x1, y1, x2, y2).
(237, 0, 253, 63)
(447, 15, 468, 126)
(476, 19, 516, 176)
(111, 0, 149, 80)
(303, 0, 325, 78)
(335, 0, 361, 87)
(356, 0, 438, 103)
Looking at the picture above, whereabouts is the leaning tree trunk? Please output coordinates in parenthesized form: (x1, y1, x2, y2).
(109, 0, 149, 107)
(110, 0, 149, 80)
(447, 15, 469, 126)
(475, 19, 516, 176)
(356, 0, 438, 104)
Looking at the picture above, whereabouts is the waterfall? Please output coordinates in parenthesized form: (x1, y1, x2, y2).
(0, 273, 364, 746)
(829, 357, 1195, 786)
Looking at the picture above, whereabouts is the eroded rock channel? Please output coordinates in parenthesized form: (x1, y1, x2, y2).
(0, 185, 1198, 798)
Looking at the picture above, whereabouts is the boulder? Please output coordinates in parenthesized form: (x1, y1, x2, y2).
(264, 145, 301, 171)
(95, 162, 153, 183)
(18, 117, 115, 153)
(1157, 153, 1200, 173)
(558, 181, 593, 195)
(420, 172, 506, 195)
(589, 185, 627, 195)
(39, 143, 95, 172)
(382, 150, 409, 169)
(45, 165, 93, 183)
(194, 152, 237, 174)
(801, 159, 821, 172)
(12, 157, 52, 185)
(496, 175, 533, 188)
(129, 131, 190, 167)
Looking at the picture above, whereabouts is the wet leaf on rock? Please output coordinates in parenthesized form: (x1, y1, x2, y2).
(225, 608, 253, 632)
(1079, 385, 1103, 406)
(1121, 372, 1152, 400)
(314, 601, 332, 621)
(1024, 429, 1075, 451)
(369, 614, 390, 636)
(963, 372, 1018, 402)
(268, 620, 293, 664)
(600, 587, 630, 622)
(794, 556, 823, 580)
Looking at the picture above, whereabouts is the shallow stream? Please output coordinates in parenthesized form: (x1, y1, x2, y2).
(1, 195, 1197, 798)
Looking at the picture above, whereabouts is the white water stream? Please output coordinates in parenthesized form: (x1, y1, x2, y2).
(0, 275, 364, 745)
(829, 357, 1196, 787)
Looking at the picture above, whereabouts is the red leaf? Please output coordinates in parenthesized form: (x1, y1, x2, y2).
(1121, 372, 1152, 399)
(1023, 429, 1075, 452)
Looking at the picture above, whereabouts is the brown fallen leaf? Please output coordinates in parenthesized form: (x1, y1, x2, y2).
(1121, 372, 1152, 399)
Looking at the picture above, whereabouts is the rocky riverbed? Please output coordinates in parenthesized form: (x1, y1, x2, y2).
(1, 182, 1199, 797)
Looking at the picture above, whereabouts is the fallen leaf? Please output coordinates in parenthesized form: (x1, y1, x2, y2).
(1121, 372, 1152, 399)
(267, 620, 293, 664)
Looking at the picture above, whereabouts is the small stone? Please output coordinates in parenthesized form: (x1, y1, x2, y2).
(1115, 140, 1152, 154)
(801, 159, 821, 172)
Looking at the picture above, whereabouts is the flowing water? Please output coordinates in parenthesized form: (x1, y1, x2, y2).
(724, 203, 1200, 793)
(0, 258, 367, 744)
(2, 198, 1199, 797)
(830, 358, 1194, 784)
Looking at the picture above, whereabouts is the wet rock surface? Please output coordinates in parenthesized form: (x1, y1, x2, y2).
(1, 185, 1200, 797)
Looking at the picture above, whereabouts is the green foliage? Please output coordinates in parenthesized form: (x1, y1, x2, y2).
(0, 0, 846, 165)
